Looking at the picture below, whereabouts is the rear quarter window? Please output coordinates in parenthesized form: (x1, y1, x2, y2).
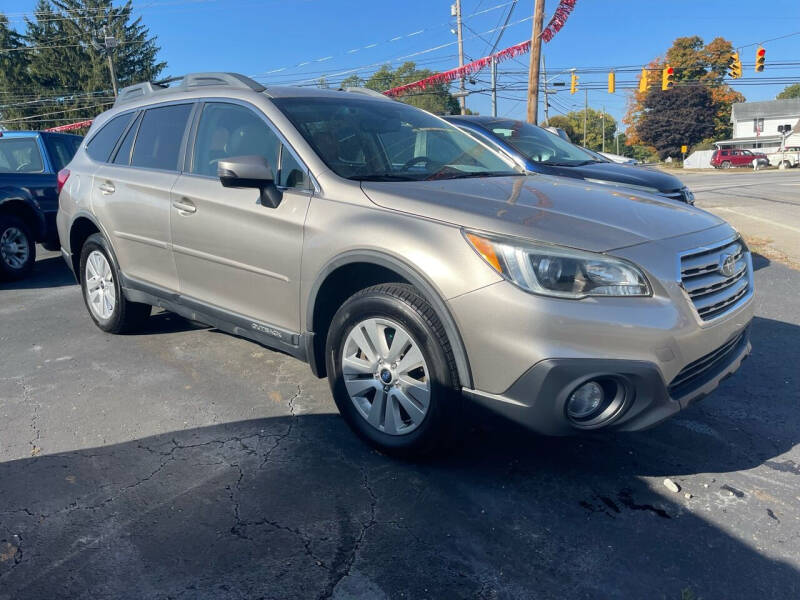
(86, 113, 134, 162)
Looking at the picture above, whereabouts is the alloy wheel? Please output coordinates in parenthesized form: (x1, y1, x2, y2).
(0, 227, 30, 270)
(341, 317, 430, 435)
(85, 250, 116, 320)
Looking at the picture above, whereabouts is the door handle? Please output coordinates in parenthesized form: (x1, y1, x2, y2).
(98, 182, 115, 195)
(172, 198, 197, 214)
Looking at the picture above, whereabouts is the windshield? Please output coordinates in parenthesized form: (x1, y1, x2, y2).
(477, 119, 599, 166)
(0, 137, 45, 173)
(271, 96, 520, 181)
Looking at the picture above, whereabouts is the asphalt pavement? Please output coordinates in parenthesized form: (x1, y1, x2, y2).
(1, 241, 799, 599)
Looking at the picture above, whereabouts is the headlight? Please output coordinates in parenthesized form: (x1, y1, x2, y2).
(464, 231, 651, 299)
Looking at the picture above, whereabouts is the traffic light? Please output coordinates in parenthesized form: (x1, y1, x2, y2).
(661, 65, 675, 91)
(728, 52, 742, 79)
(608, 71, 615, 94)
(755, 46, 766, 72)
(638, 68, 649, 93)
(570, 70, 578, 94)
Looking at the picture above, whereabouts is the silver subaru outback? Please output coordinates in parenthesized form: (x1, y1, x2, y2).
(57, 72, 753, 456)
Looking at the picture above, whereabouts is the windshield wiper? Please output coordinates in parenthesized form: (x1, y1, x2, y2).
(427, 170, 522, 180)
(349, 174, 419, 182)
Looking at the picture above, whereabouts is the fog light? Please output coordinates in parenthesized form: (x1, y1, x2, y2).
(567, 381, 604, 420)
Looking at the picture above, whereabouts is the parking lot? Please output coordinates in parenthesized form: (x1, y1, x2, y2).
(2, 176, 800, 598)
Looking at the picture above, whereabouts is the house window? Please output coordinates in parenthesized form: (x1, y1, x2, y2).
(753, 118, 764, 133)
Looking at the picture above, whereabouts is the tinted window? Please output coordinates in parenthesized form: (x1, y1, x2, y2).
(0, 138, 44, 173)
(42, 134, 82, 171)
(279, 146, 310, 189)
(113, 113, 141, 166)
(131, 104, 192, 171)
(86, 114, 133, 162)
(192, 102, 279, 177)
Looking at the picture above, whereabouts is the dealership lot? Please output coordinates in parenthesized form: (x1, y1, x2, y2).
(1, 237, 798, 599)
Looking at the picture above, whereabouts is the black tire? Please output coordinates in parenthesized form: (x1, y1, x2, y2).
(79, 233, 150, 333)
(326, 283, 460, 458)
(0, 215, 36, 281)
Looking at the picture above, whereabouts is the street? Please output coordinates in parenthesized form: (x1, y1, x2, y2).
(1, 171, 799, 599)
(682, 169, 800, 265)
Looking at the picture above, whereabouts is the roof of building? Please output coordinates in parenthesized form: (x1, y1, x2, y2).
(731, 98, 800, 122)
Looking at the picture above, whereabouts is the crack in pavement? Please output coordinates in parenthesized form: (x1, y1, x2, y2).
(319, 465, 379, 600)
(17, 378, 41, 457)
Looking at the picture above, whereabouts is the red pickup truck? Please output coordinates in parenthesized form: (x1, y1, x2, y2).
(711, 148, 769, 169)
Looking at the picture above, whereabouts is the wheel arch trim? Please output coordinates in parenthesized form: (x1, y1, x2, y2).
(306, 249, 473, 389)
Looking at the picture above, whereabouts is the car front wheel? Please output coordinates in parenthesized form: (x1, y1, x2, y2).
(326, 283, 459, 457)
(0, 215, 35, 280)
(79, 233, 150, 333)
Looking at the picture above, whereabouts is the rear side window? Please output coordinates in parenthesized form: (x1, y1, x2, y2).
(0, 137, 44, 173)
(86, 114, 133, 162)
(42, 135, 82, 171)
(131, 104, 193, 171)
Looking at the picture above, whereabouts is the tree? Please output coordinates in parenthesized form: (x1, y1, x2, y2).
(542, 108, 616, 151)
(637, 86, 715, 159)
(361, 62, 460, 114)
(0, 14, 31, 125)
(623, 36, 744, 152)
(0, 1, 165, 130)
(777, 83, 800, 100)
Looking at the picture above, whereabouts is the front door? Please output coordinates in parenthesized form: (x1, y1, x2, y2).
(169, 101, 313, 334)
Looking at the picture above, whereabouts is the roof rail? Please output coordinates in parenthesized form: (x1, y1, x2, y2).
(114, 72, 266, 107)
(342, 86, 393, 101)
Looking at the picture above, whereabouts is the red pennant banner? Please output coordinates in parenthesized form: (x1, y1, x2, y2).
(44, 119, 93, 132)
(384, 0, 578, 98)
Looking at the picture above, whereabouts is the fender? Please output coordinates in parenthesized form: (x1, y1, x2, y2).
(65, 210, 118, 275)
(0, 187, 46, 239)
(306, 249, 474, 389)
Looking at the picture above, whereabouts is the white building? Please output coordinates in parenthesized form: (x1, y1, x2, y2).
(716, 98, 800, 152)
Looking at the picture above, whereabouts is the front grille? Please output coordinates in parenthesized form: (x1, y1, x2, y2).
(680, 238, 751, 321)
(668, 329, 748, 397)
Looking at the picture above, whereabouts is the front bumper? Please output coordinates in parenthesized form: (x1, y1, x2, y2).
(462, 325, 750, 435)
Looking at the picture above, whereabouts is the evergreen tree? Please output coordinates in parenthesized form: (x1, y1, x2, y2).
(0, 14, 31, 126)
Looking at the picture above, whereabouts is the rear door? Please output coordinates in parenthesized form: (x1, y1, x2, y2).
(90, 103, 194, 291)
(169, 100, 313, 334)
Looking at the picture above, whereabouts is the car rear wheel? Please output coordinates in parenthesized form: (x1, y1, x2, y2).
(79, 233, 150, 333)
(325, 283, 459, 457)
(0, 215, 35, 281)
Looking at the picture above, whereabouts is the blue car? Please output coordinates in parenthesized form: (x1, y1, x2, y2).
(444, 116, 694, 204)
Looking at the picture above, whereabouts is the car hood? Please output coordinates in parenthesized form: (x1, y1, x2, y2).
(360, 174, 723, 252)
(542, 161, 685, 193)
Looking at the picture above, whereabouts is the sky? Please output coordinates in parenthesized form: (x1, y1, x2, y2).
(3, 0, 800, 132)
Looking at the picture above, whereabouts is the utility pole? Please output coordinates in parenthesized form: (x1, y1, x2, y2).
(616, 132, 620, 155)
(601, 105, 605, 152)
(583, 89, 588, 147)
(525, 0, 545, 124)
(103, 32, 119, 97)
(454, 1, 466, 115)
(490, 56, 497, 117)
(541, 55, 549, 126)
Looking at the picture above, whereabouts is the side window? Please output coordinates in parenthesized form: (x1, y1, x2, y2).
(113, 113, 142, 166)
(42, 134, 81, 171)
(278, 146, 310, 190)
(130, 104, 193, 171)
(191, 102, 279, 177)
(86, 113, 133, 162)
(0, 138, 44, 173)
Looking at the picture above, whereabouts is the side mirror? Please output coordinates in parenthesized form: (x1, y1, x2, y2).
(217, 155, 282, 208)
